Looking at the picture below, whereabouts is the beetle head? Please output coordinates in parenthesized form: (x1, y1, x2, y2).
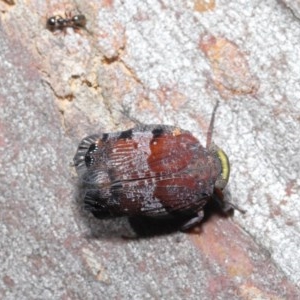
(210, 144, 230, 190)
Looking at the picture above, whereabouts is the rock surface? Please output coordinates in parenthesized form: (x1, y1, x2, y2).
(0, 0, 299, 299)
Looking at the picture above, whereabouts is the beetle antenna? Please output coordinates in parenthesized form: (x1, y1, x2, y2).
(206, 100, 219, 148)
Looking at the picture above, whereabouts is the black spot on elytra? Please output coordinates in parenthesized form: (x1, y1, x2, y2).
(85, 144, 97, 167)
(85, 155, 92, 167)
(87, 143, 96, 153)
(152, 127, 164, 138)
(119, 129, 133, 139)
(101, 133, 109, 142)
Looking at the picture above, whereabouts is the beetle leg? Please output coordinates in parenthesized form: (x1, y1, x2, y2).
(219, 200, 246, 214)
(180, 210, 204, 231)
(213, 188, 246, 214)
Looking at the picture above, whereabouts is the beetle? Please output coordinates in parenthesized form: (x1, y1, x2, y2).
(74, 101, 241, 231)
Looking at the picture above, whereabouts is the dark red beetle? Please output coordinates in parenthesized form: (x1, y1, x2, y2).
(74, 102, 240, 230)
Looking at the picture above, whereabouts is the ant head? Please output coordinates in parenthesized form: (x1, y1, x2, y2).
(72, 15, 87, 27)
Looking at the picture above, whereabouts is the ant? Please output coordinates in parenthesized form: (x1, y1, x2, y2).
(46, 12, 87, 32)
